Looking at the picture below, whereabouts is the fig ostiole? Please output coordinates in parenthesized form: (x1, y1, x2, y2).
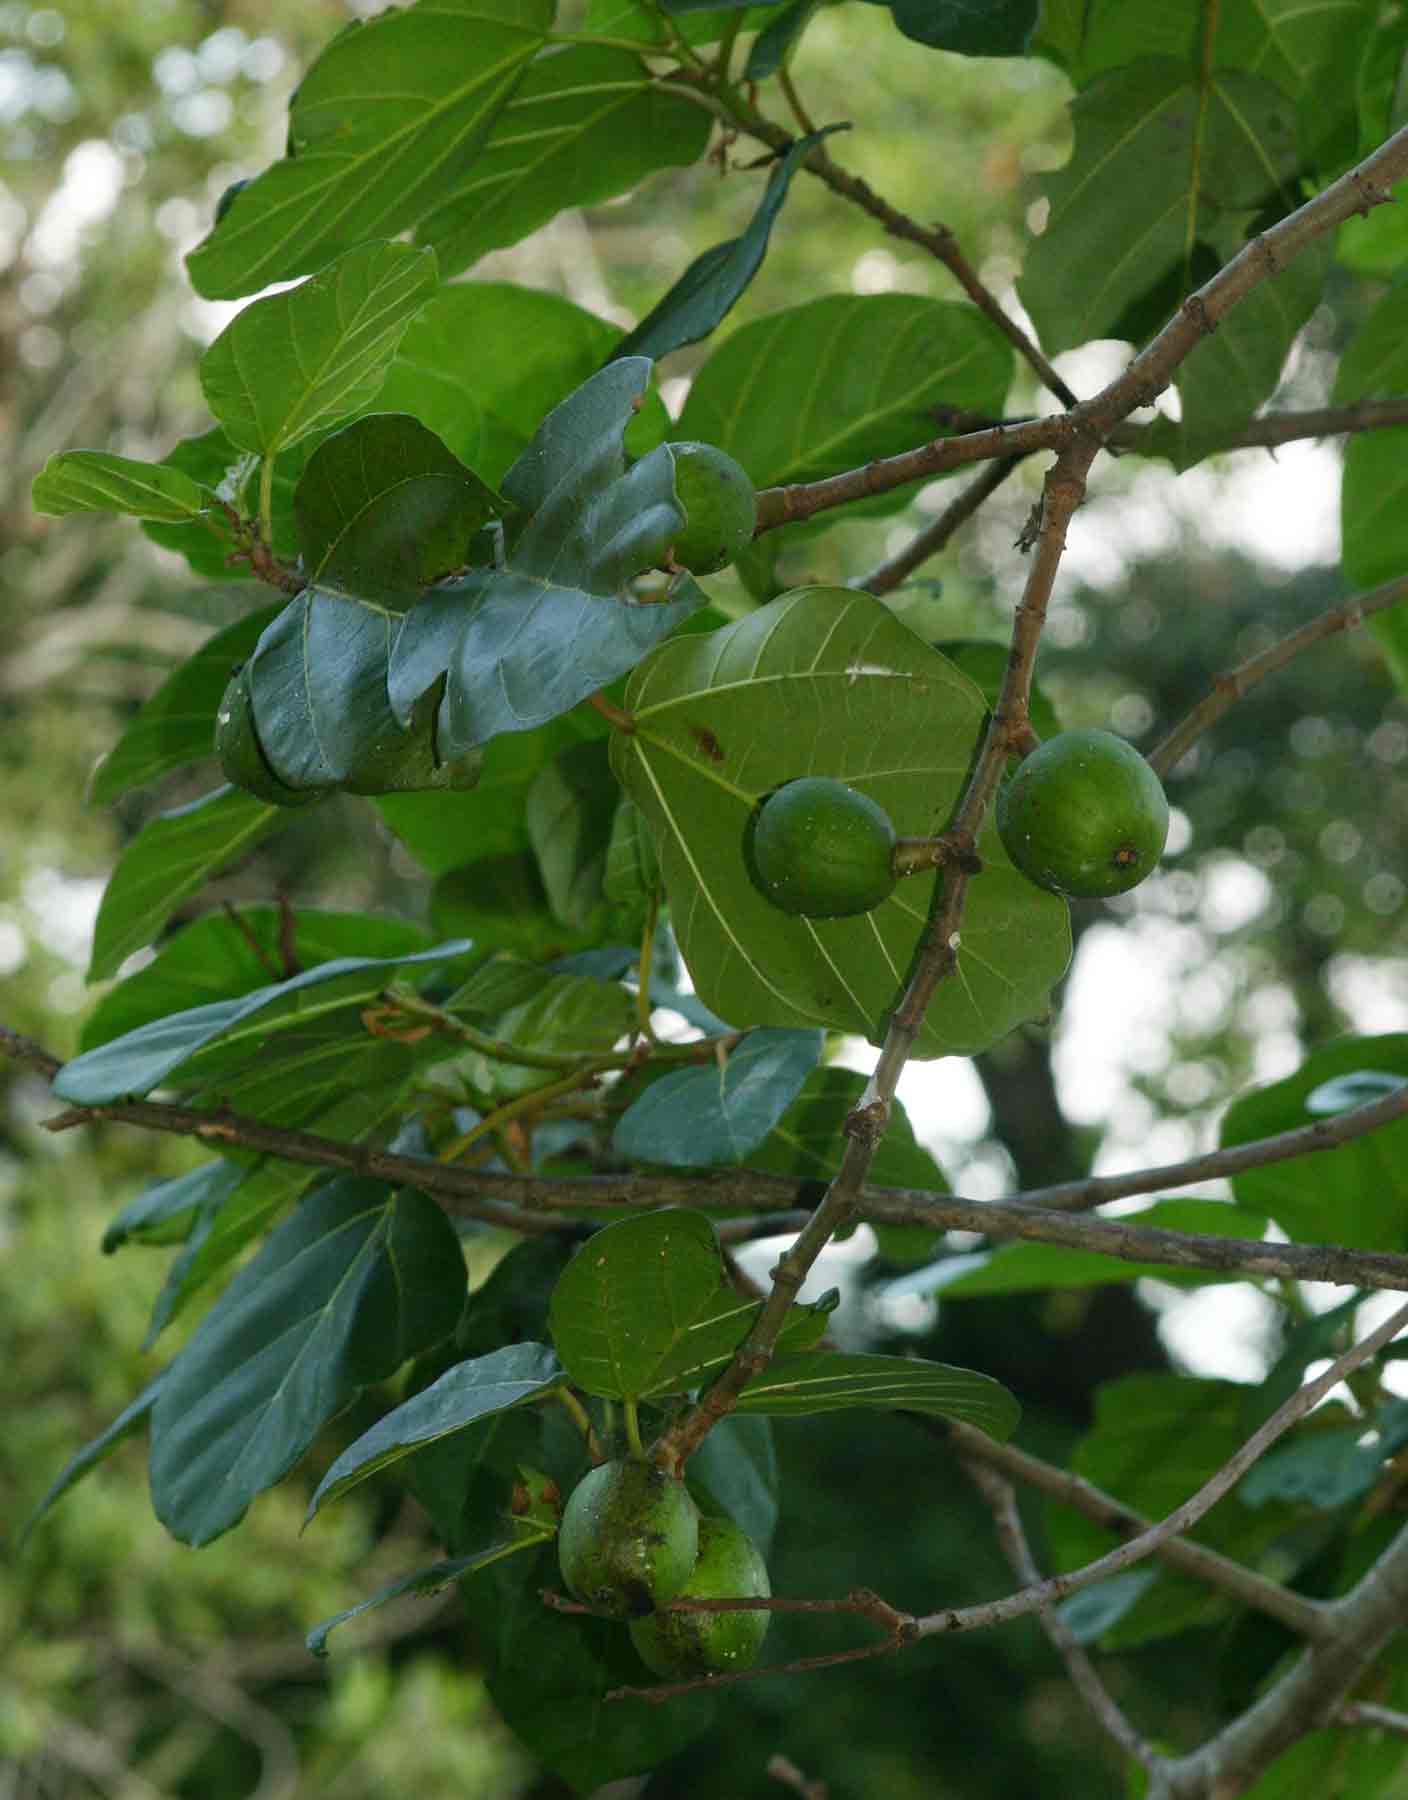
(997, 727, 1169, 899)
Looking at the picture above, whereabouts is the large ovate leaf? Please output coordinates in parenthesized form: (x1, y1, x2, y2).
(612, 1027, 823, 1168)
(185, 0, 551, 299)
(87, 785, 287, 983)
(856, 0, 1037, 56)
(31, 451, 211, 522)
(612, 587, 1071, 1056)
(1221, 1036, 1408, 1249)
(1019, 60, 1300, 354)
(305, 1342, 565, 1520)
(734, 1350, 1020, 1436)
(149, 1178, 467, 1545)
(54, 938, 468, 1104)
(416, 45, 711, 277)
(88, 605, 281, 805)
(389, 360, 703, 754)
(295, 413, 509, 603)
(613, 127, 844, 365)
(199, 243, 438, 457)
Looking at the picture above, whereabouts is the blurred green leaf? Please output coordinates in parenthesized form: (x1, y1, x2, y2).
(856, 0, 1037, 56)
(613, 1028, 823, 1168)
(307, 1538, 547, 1657)
(735, 1351, 1021, 1434)
(31, 451, 211, 522)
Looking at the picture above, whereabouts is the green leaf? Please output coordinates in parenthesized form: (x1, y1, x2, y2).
(295, 413, 509, 603)
(1336, 280, 1408, 588)
(747, 1066, 947, 1191)
(149, 1178, 467, 1545)
(1221, 1035, 1408, 1249)
(185, 0, 551, 300)
(307, 1540, 546, 1658)
(102, 1159, 243, 1254)
(856, 0, 1037, 56)
(431, 853, 610, 961)
(745, 0, 820, 79)
(415, 45, 711, 277)
(613, 1028, 823, 1168)
(886, 1199, 1272, 1298)
(55, 939, 468, 1104)
(199, 242, 438, 457)
(87, 785, 287, 983)
(19, 1373, 167, 1547)
(88, 606, 280, 806)
(526, 740, 620, 933)
(305, 1342, 564, 1521)
(603, 796, 660, 933)
(465, 972, 637, 1100)
(140, 427, 304, 580)
(389, 360, 703, 754)
(734, 1350, 1021, 1436)
(1239, 1400, 1408, 1511)
(613, 127, 845, 365)
(1019, 61, 1300, 353)
(81, 906, 433, 1050)
(686, 1416, 779, 1555)
(612, 587, 1071, 1056)
(31, 450, 211, 522)
(378, 282, 670, 489)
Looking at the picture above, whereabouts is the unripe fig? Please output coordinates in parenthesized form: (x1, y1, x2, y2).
(557, 1459, 700, 1619)
(749, 777, 898, 918)
(628, 1515, 771, 1678)
(665, 441, 757, 576)
(997, 728, 1169, 899)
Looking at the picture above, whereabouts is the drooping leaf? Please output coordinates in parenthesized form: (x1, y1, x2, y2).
(415, 45, 711, 277)
(87, 785, 287, 983)
(613, 1027, 823, 1167)
(55, 939, 469, 1104)
(31, 451, 211, 522)
(856, 0, 1037, 57)
(88, 606, 280, 806)
(734, 1350, 1020, 1436)
(306, 1342, 565, 1520)
(199, 242, 438, 457)
(612, 587, 1071, 1056)
(1019, 60, 1301, 354)
(295, 413, 509, 603)
(102, 1159, 244, 1254)
(389, 360, 704, 754)
(307, 1539, 548, 1657)
(185, 0, 551, 299)
(612, 127, 846, 365)
(19, 1373, 168, 1547)
(149, 1178, 467, 1545)
(1221, 1036, 1408, 1249)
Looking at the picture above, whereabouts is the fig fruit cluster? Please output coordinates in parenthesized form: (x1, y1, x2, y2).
(557, 1458, 771, 1678)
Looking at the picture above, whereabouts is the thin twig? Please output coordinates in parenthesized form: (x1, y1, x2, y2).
(961, 1455, 1159, 1770)
(854, 454, 1024, 595)
(1337, 1701, 1408, 1738)
(1148, 573, 1408, 777)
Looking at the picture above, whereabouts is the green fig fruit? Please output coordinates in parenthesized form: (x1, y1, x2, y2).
(215, 665, 330, 808)
(557, 1459, 700, 1619)
(665, 441, 757, 576)
(997, 728, 1169, 899)
(628, 1515, 771, 1678)
(749, 776, 898, 918)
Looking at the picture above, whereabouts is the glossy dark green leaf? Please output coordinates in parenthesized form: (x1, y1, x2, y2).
(87, 785, 287, 983)
(613, 588, 1071, 1055)
(81, 906, 432, 1050)
(88, 607, 281, 806)
(199, 243, 438, 456)
(102, 1159, 243, 1254)
(31, 451, 211, 522)
(613, 127, 845, 365)
(856, 0, 1036, 55)
(389, 361, 703, 754)
(185, 0, 551, 299)
(306, 1342, 565, 1520)
(149, 1178, 466, 1545)
(295, 413, 509, 603)
(19, 1373, 169, 1547)
(307, 1538, 546, 1657)
(613, 1028, 823, 1168)
(55, 939, 468, 1104)
(416, 45, 711, 277)
(1221, 1035, 1408, 1249)
(735, 1351, 1020, 1435)
(1020, 61, 1300, 353)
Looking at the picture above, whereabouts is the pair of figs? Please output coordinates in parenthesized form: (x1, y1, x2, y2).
(557, 1458, 771, 1678)
(749, 729, 1170, 919)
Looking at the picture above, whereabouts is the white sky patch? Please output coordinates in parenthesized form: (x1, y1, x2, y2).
(21, 868, 105, 966)
(29, 139, 124, 268)
(1147, 1279, 1280, 1384)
